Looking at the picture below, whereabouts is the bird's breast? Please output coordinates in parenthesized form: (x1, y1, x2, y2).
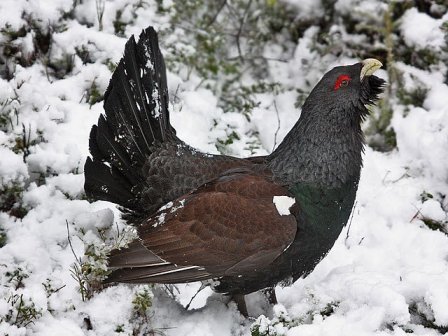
(283, 179, 359, 279)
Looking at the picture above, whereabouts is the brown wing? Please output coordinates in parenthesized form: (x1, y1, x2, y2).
(138, 142, 259, 218)
(107, 170, 297, 284)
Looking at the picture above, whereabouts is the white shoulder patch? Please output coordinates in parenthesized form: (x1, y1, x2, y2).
(273, 196, 295, 216)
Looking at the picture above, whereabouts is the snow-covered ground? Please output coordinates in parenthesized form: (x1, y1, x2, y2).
(0, 0, 447, 335)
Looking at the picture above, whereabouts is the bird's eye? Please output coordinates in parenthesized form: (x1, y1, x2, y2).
(334, 74, 351, 91)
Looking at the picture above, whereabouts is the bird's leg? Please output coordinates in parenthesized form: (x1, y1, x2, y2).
(262, 287, 278, 305)
(231, 294, 248, 317)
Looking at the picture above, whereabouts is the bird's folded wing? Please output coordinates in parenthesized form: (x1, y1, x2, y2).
(107, 171, 297, 283)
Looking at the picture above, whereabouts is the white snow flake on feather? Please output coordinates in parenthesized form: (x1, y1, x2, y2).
(152, 200, 186, 227)
(170, 199, 185, 213)
(153, 212, 166, 228)
(273, 196, 295, 216)
(145, 50, 154, 71)
(152, 84, 160, 118)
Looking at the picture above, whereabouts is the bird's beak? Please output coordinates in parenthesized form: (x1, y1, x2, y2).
(360, 58, 382, 81)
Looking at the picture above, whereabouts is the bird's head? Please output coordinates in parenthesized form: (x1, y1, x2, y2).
(269, 59, 386, 186)
(302, 59, 386, 122)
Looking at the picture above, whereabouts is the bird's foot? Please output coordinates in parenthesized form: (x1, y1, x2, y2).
(230, 294, 249, 317)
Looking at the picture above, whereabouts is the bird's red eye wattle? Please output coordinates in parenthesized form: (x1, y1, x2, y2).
(334, 74, 351, 91)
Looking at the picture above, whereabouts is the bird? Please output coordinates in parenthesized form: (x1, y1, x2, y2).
(84, 26, 385, 316)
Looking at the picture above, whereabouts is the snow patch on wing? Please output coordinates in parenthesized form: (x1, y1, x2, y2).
(152, 199, 186, 227)
(273, 196, 295, 216)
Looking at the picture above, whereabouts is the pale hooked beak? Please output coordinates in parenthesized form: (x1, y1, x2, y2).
(360, 58, 382, 81)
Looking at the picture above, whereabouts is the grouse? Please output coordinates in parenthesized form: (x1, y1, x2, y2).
(84, 27, 385, 314)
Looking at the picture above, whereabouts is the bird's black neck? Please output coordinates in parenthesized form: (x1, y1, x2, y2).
(267, 107, 364, 282)
(268, 104, 364, 189)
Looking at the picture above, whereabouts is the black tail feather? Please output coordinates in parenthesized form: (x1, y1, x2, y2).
(84, 27, 175, 215)
(84, 158, 134, 206)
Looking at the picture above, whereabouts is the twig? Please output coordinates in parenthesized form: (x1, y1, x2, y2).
(235, 0, 253, 62)
(185, 283, 207, 310)
(163, 284, 179, 300)
(170, 84, 183, 113)
(381, 171, 390, 184)
(409, 204, 422, 223)
(226, 55, 289, 63)
(96, 0, 105, 31)
(66, 220, 80, 262)
(194, 78, 205, 91)
(345, 201, 357, 245)
(53, 284, 66, 295)
(272, 99, 281, 153)
(205, 0, 227, 28)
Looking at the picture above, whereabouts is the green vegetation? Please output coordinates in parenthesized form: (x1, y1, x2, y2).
(132, 286, 153, 316)
(250, 301, 340, 336)
(85, 79, 104, 107)
(408, 302, 448, 334)
(158, 0, 296, 155)
(0, 181, 28, 219)
(2, 293, 42, 328)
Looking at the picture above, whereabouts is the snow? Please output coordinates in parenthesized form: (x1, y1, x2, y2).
(284, 0, 323, 20)
(273, 196, 296, 216)
(0, 147, 28, 183)
(171, 88, 223, 154)
(400, 8, 448, 50)
(0, 0, 448, 335)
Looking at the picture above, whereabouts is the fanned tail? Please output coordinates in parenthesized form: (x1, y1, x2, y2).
(84, 27, 175, 217)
